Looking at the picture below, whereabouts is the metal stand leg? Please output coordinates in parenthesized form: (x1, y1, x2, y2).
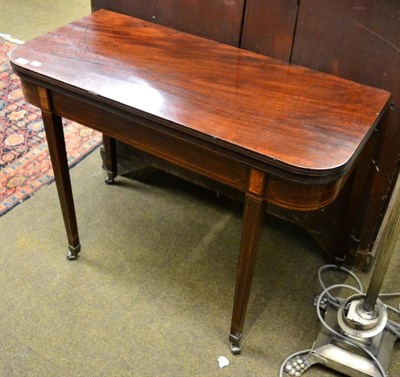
(41, 108, 81, 260)
(284, 304, 397, 377)
(103, 134, 117, 184)
(284, 174, 400, 376)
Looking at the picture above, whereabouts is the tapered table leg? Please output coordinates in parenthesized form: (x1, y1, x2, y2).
(42, 109, 81, 260)
(229, 192, 266, 354)
(102, 134, 118, 184)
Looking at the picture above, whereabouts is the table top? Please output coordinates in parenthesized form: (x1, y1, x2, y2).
(10, 9, 390, 178)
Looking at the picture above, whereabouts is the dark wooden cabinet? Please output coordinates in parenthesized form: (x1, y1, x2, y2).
(241, 0, 298, 61)
(91, 0, 245, 46)
(291, 0, 400, 267)
(91, 0, 400, 270)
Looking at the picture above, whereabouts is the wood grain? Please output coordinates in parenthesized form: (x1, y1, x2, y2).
(241, 0, 298, 61)
(10, 10, 390, 180)
(291, 0, 400, 265)
(9, 9, 394, 351)
(91, 0, 245, 46)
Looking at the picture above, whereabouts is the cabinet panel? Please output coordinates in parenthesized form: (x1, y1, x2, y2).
(91, 0, 400, 269)
(241, 0, 298, 61)
(291, 0, 400, 264)
(91, 0, 245, 46)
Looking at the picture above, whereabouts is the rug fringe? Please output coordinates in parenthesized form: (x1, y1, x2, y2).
(0, 33, 24, 44)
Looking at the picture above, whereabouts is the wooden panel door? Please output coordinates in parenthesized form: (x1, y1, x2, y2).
(91, 0, 245, 46)
(240, 0, 298, 61)
(291, 0, 400, 267)
(91, 0, 399, 269)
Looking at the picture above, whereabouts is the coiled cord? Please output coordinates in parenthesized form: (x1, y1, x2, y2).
(279, 264, 400, 377)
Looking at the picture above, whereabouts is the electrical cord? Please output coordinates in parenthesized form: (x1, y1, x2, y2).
(279, 264, 400, 377)
(379, 292, 400, 298)
(317, 264, 364, 304)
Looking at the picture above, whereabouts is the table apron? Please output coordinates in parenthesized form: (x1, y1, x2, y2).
(20, 78, 349, 211)
(52, 90, 250, 192)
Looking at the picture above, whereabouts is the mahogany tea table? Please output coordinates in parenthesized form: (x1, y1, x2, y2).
(9, 10, 391, 353)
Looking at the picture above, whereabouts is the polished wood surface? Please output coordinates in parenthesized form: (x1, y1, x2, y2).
(87, 1, 400, 270)
(11, 78, 357, 211)
(230, 188, 266, 349)
(38, 88, 80, 257)
(9, 10, 391, 352)
(10, 10, 390, 179)
(291, 0, 400, 265)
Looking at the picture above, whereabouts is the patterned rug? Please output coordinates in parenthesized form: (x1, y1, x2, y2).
(0, 37, 102, 216)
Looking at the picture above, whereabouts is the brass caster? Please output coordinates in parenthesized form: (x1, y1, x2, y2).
(67, 244, 81, 260)
(105, 170, 116, 185)
(105, 177, 115, 185)
(230, 343, 241, 355)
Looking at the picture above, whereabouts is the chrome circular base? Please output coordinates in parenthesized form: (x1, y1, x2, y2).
(337, 294, 387, 339)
